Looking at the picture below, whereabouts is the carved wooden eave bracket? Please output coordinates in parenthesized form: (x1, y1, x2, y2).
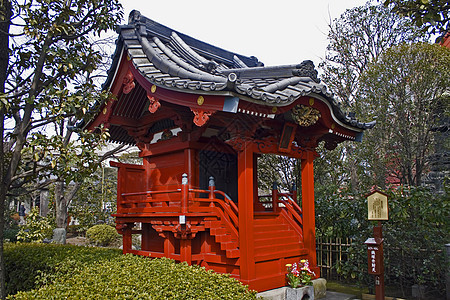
(191, 109, 214, 127)
(147, 95, 161, 113)
(122, 70, 136, 94)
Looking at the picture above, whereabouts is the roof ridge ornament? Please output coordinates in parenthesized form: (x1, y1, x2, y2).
(170, 32, 219, 73)
(292, 60, 320, 83)
(128, 10, 141, 24)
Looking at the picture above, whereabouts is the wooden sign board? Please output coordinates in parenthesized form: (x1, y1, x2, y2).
(365, 238, 384, 275)
(367, 191, 388, 221)
(278, 123, 297, 153)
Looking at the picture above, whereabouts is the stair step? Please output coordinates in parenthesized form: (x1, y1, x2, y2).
(255, 242, 303, 254)
(215, 234, 233, 243)
(255, 248, 308, 262)
(253, 223, 290, 233)
(254, 229, 296, 240)
(204, 220, 222, 228)
(220, 241, 239, 251)
(210, 227, 227, 235)
(253, 217, 285, 226)
(254, 235, 300, 247)
(226, 249, 240, 258)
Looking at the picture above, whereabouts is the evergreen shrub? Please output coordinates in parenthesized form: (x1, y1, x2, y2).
(315, 184, 449, 297)
(16, 208, 53, 243)
(86, 224, 119, 246)
(5, 244, 257, 299)
(4, 243, 121, 296)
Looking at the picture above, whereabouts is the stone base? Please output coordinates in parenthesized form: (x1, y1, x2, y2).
(411, 284, 427, 299)
(258, 285, 314, 300)
(52, 228, 66, 244)
(312, 278, 327, 299)
(286, 286, 314, 300)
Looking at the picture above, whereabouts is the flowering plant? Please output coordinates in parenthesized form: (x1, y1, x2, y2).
(286, 259, 315, 288)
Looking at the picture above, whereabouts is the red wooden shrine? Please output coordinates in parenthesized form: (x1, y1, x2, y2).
(86, 11, 374, 292)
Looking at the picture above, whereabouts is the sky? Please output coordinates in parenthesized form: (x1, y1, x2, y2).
(119, 0, 368, 67)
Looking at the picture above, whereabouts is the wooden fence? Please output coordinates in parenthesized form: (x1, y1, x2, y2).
(316, 237, 353, 280)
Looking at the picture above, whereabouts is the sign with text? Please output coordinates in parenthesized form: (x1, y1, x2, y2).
(365, 238, 384, 275)
(367, 191, 388, 220)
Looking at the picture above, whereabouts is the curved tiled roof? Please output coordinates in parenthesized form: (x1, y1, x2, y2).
(104, 10, 374, 130)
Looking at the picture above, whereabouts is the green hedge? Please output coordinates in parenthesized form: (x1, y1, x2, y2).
(5, 243, 257, 299)
(4, 243, 121, 296)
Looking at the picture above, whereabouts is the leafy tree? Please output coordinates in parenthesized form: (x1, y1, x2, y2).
(383, 0, 450, 39)
(317, 1, 427, 193)
(0, 0, 123, 298)
(69, 165, 118, 233)
(257, 154, 299, 196)
(356, 42, 450, 186)
(320, 1, 426, 108)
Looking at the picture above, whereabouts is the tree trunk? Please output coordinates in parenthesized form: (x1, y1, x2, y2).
(55, 181, 67, 229)
(0, 0, 11, 298)
(55, 180, 82, 230)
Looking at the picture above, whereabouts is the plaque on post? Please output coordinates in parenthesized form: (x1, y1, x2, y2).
(367, 190, 388, 220)
(366, 190, 388, 300)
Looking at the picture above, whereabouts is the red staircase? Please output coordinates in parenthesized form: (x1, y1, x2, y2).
(254, 213, 308, 262)
(204, 217, 240, 258)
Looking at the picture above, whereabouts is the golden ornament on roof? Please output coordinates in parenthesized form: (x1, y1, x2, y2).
(291, 104, 321, 127)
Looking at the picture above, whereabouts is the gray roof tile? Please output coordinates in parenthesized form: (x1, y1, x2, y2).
(103, 10, 374, 130)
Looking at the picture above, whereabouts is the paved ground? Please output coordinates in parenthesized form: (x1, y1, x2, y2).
(66, 236, 88, 246)
(323, 291, 358, 300)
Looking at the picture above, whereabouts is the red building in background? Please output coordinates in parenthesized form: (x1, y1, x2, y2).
(441, 32, 450, 48)
(86, 11, 374, 292)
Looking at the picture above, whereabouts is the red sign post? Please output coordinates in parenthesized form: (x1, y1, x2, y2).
(365, 191, 388, 300)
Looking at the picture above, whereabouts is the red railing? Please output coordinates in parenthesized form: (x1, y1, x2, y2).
(118, 174, 239, 238)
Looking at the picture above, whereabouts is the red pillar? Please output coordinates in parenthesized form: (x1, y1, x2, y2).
(238, 141, 255, 284)
(184, 148, 195, 185)
(301, 151, 319, 275)
(122, 223, 133, 254)
(180, 239, 192, 265)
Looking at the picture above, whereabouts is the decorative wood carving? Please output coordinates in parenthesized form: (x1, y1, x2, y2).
(147, 95, 161, 113)
(225, 136, 247, 152)
(122, 71, 135, 94)
(191, 109, 213, 127)
(158, 129, 174, 141)
(255, 137, 306, 159)
(291, 104, 321, 127)
(254, 137, 278, 153)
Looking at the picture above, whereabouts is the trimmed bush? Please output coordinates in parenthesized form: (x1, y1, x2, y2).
(6, 244, 257, 299)
(86, 224, 119, 246)
(4, 243, 121, 296)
